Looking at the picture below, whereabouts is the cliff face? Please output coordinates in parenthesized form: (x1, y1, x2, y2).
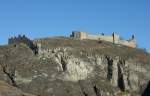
(0, 37, 150, 96)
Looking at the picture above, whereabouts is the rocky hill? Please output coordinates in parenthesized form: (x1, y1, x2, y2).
(0, 80, 35, 96)
(0, 37, 150, 96)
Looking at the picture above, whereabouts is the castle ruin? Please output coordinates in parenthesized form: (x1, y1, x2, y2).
(70, 31, 136, 48)
(8, 35, 38, 54)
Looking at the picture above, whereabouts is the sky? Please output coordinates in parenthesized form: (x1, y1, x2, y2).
(0, 0, 150, 52)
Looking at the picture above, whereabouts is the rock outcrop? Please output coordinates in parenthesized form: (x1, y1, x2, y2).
(0, 37, 150, 96)
(0, 80, 35, 96)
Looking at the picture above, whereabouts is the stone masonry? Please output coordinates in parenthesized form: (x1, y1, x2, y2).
(70, 31, 136, 48)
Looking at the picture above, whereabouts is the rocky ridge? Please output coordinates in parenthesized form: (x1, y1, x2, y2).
(0, 37, 150, 96)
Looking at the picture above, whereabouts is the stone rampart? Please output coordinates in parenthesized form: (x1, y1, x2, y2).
(70, 31, 136, 48)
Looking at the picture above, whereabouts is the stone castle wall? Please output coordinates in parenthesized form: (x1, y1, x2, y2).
(8, 35, 38, 54)
(119, 39, 136, 48)
(71, 31, 136, 48)
(87, 34, 120, 44)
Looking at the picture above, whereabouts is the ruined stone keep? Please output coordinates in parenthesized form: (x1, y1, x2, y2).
(8, 35, 38, 54)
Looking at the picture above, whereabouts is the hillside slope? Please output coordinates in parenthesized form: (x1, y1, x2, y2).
(0, 80, 35, 96)
(0, 37, 150, 96)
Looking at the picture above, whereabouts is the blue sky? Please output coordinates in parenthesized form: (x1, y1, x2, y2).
(0, 0, 150, 52)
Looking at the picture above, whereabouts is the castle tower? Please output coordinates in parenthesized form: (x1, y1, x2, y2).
(112, 32, 115, 44)
(131, 34, 135, 40)
(71, 31, 87, 40)
(112, 32, 120, 44)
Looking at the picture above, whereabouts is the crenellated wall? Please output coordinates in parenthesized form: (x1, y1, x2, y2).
(70, 31, 137, 48)
(118, 39, 136, 48)
(8, 35, 38, 54)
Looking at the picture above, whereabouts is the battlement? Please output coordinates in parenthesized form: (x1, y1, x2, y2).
(8, 35, 38, 54)
(8, 35, 33, 46)
(70, 31, 136, 48)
